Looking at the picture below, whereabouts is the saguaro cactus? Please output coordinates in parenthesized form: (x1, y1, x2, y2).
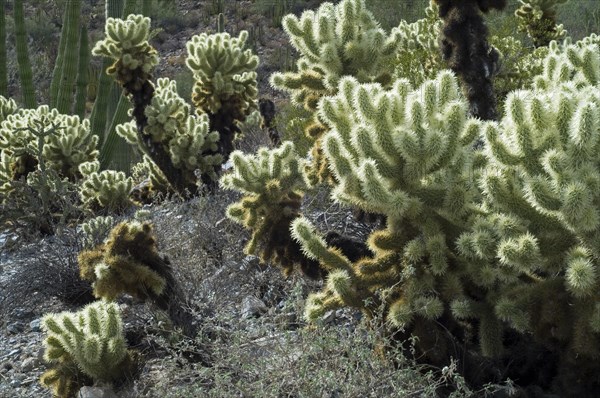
(0, 0, 7, 97)
(13, 0, 36, 108)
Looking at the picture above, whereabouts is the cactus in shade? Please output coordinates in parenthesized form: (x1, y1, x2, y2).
(270, 0, 401, 183)
(221, 142, 324, 276)
(186, 30, 259, 161)
(40, 301, 138, 397)
(78, 221, 197, 336)
(515, 0, 567, 48)
(78, 160, 133, 212)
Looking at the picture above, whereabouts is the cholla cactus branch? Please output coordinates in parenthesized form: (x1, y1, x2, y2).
(93, 15, 191, 195)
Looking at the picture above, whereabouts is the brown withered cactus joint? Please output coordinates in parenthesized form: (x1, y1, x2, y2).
(119, 67, 196, 196)
(434, 0, 506, 121)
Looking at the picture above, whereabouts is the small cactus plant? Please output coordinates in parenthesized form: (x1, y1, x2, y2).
(40, 301, 138, 398)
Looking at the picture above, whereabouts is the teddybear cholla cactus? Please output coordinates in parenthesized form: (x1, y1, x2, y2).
(91, 14, 158, 89)
(221, 142, 324, 276)
(270, 0, 401, 183)
(78, 221, 197, 336)
(78, 160, 133, 212)
(78, 221, 167, 301)
(0, 104, 98, 201)
(472, 41, 600, 356)
(292, 70, 484, 332)
(40, 301, 137, 397)
(515, 0, 567, 47)
(116, 78, 223, 188)
(292, 39, 600, 373)
(186, 30, 259, 162)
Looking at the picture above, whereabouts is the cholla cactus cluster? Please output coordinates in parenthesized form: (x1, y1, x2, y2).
(78, 221, 167, 301)
(292, 70, 484, 328)
(78, 160, 133, 212)
(391, 3, 443, 87)
(40, 301, 135, 397)
(91, 14, 158, 88)
(515, 0, 567, 47)
(117, 78, 223, 189)
(0, 105, 98, 200)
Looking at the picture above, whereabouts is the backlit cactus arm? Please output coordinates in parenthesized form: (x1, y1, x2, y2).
(0, 95, 18, 123)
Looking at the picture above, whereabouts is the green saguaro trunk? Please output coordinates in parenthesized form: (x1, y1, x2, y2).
(13, 0, 36, 108)
(0, 0, 7, 97)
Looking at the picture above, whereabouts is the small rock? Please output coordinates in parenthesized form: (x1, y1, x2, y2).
(6, 348, 21, 358)
(241, 296, 268, 318)
(12, 308, 33, 319)
(322, 310, 336, 324)
(240, 255, 260, 271)
(29, 318, 41, 332)
(6, 322, 25, 334)
(77, 386, 118, 398)
(20, 358, 36, 372)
